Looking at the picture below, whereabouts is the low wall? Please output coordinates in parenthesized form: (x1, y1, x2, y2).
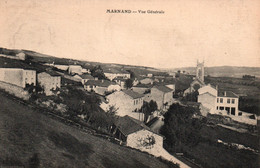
(0, 81, 30, 100)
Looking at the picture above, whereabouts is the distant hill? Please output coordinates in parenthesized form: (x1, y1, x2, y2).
(0, 47, 164, 76)
(166, 66, 260, 78)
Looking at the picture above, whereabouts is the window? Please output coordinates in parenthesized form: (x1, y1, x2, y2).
(216, 106, 219, 110)
(217, 98, 219, 103)
(232, 99, 235, 104)
(227, 99, 230, 104)
(220, 98, 223, 103)
(219, 106, 224, 110)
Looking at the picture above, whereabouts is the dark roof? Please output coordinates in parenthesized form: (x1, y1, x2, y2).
(153, 85, 173, 93)
(80, 74, 94, 79)
(85, 80, 116, 87)
(122, 90, 144, 99)
(115, 116, 155, 136)
(133, 83, 153, 88)
(218, 91, 239, 98)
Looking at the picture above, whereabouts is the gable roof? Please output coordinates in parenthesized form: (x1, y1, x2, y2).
(218, 91, 239, 98)
(115, 116, 157, 136)
(122, 90, 144, 99)
(153, 85, 173, 93)
(85, 80, 116, 87)
(80, 74, 94, 80)
(133, 83, 153, 88)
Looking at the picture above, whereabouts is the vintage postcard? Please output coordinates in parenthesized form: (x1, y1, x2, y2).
(0, 0, 259, 167)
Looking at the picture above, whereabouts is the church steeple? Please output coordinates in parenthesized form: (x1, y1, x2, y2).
(196, 59, 204, 82)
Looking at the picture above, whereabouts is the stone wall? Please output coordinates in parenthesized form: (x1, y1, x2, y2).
(0, 81, 30, 100)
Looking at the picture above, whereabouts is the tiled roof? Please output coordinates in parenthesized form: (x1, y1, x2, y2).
(153, 85, 173, 93)
(217, 91, 239, 98)
(115, 116, 154, 136)
(85, 80, 116, 87)
(80, 74, 94, 79)
(122, 90, 144, 99)
(133, 83, 153, 88)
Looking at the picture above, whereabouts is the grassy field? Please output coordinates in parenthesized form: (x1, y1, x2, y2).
(0, 92, 170, 168)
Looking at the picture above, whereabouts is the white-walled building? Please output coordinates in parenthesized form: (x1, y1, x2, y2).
(0, 68, 36, 88)
(68, 65, 83, 75)
(112, 115, 163, 150)
(198, 85, 239, 116)
(149, 85, 174, 110)
(73, 74, 95, 84)
(103, 69, 130, 81)
(37, 72, 61, 96)
(103, 90, 144, 116)
(84, 80, 120, 95)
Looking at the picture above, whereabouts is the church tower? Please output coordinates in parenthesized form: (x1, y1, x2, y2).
(196, 60, 204, 82)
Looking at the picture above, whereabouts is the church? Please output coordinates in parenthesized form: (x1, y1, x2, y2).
(183, 60, 205, 96)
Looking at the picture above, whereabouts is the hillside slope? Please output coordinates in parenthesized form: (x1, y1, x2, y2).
(0, 92, 169, 168)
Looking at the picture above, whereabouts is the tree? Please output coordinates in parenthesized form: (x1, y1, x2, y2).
(91, 65, 106, 80)
(160, 103, 202, 151)
(124, 79, 133, 89)
(126, 70, 135, 79)
(141, 100, 158, 123)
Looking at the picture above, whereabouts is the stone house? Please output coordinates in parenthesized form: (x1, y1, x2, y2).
(73, 74, 95, 84)
(0, 68, 36, 88)
(104, 90, 144, 116)
(84, 80, 120, 95)
(198, 84, 239, 116)
(149, 85, 174, 110)
(37, 72, 61, 96)
(68, 65, 83, 75)
(103, 68, 130, 81)
(112, 115, 164, 150)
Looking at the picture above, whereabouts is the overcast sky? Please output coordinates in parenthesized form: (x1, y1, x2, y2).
(0, 0, 259, 68)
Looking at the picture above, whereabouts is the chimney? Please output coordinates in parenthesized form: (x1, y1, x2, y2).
(216, 85, 218, 90)
(224, 91, 226, 96)
(102, 79, 104, 83)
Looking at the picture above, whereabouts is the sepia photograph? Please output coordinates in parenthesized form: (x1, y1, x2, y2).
(0, 0, 259, 167)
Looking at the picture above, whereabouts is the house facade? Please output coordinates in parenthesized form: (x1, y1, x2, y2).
(0, 68, 36, 88)
(37, 72, 61, 96)
(112, 116, 163, 150)
(68, 65, 83, 75)
(105, 90, 144, 116)
(150, 85, 174, 110)
(198, 85, 239, 116)
(103, 69, 130, 81)
(84, 80, 120, 95)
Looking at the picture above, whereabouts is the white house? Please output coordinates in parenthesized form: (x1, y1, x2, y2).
(104, 90, 144, 117)
(84, 80, 120, 95)
(149, 85, 174, 110)
(68, 65, 83, 75)
(103, 68, 130, 81)
(37, 72, 61, 96)
(0, 68, 36, 88)
(111, 116, 189, 167)
(112, 115, 163, 150)
(73, 74, 95, 84)
(113, 76, 127, 89)
(198, 84, 239, 116)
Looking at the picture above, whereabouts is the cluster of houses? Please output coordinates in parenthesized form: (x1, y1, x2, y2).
(0, 68, 61, 96)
